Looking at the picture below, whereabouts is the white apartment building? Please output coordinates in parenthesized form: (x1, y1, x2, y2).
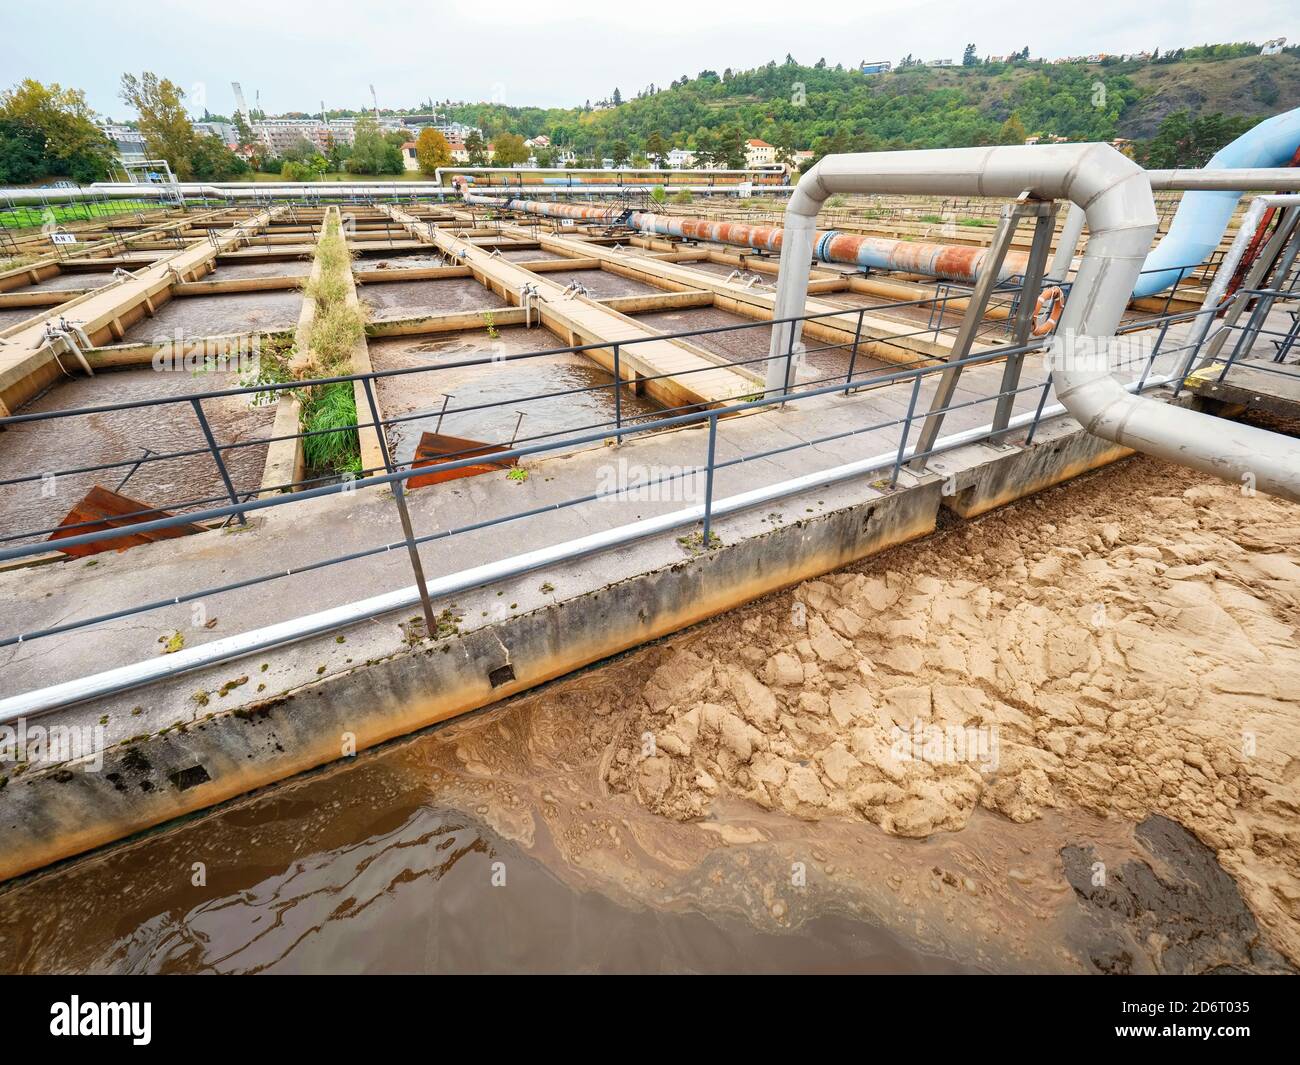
(745, 138, 776, 167)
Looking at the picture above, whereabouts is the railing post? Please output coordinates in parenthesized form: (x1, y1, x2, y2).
(612, 342, 623, 438)
(359, 375, 439, 639)
(891, 374, 923, 487)
(909, 200, 1028, 471)
(1024, 374, 1054, 447)
(702, 412, 718, 548)
(844, 307, 864, 394)
(190, 397, 246, 524)
(783, 316, 797, 400)
(992, 200, 1057, 438)
(1137, 319, 1170, 394)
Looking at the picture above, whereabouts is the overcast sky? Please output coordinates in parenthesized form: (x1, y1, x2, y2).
(2, 0, 1294, 120)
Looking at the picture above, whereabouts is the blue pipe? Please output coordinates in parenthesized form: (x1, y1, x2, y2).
(1135, 107, 1300, 297)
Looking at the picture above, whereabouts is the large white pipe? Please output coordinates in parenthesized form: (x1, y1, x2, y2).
(1147, 168, 1300, 191)
(1, 181, 786, 207)
(1048, 201, 1086, 282)
(767, 143, 1300, 503)
(433, 165, 771, 185)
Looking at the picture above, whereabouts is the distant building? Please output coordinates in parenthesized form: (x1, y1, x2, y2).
(251, 116, 409, 157)
(100, 123, 146, 161)
(666, 148, 696, 168)
(860, 60, 891, 75)
(926, 58, 954, 67)
(745, 138, 776, 167)
(1262, 37, 1287, 56)
(401, 140, 419, 171)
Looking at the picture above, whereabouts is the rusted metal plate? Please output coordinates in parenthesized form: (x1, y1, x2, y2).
(47, 485, 203, 558)
(408, 432, 518, 488)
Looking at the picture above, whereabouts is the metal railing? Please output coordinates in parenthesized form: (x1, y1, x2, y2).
(1, 270, 1260, 548)
(0, 257, 1295, 713)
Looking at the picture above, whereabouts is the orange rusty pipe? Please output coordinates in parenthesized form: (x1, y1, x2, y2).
(464, 192, 1027, 284)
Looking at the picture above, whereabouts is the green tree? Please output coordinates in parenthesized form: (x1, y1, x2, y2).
(997, 112, 1028, 144)
(281, 160, 316, 181)
(493, 132, 529, 166)
(713, 124, 746, 169)
(120, 72, 200, 179)
(610, 139, 630, 167)
(233, 110, 254, 150)
(120, 72, 202, 179)
(346, 114, 403, 174)
(415, 127, 452, 175)
(0, 79, 113, 182)
(324, 131, 349, 171)
(0, 119, 46, 183)
(962, 44, 979, 67)
(465, 129, 488, 166)
(1137, 110, 1262, 169)
(189, 132, 250, 180)
(645, 130, 668, 167)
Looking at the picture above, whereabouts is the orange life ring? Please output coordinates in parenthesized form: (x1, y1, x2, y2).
(1032, 286, 1064, 336)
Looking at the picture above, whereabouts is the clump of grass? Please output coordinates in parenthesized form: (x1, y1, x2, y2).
(298, 210, 365, 476)
(0, 252, 40, 273)
(301, 382, 362, 474)
(301, 215, 365, 378)
(670, 189, 694, 205)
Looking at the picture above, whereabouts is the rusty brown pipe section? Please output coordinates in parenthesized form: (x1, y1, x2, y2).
(465, 192, 1026, 284)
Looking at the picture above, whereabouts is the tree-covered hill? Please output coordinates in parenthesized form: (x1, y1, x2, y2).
(437, 49, 1300, 168)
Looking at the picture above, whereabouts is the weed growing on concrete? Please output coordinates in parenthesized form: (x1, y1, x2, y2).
(297, 210, 365, 476)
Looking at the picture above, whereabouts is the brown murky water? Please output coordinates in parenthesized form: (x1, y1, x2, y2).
(359, 279, 508, 319)
(0, 366, 275, 544)
(540, 269, 662, 298)
(499, 248, 566, 263)
(208, 260, 312, 281)
(28, 270, 119, 291)
(0, 308, 37, 333)
(122, 291, 303, 341)
(0, 764, 969, 974)
(634, 307, 892, 383)
(371, 325, 663, 465)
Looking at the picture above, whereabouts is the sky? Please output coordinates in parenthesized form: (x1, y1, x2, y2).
(1, 0, 1294, 120)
